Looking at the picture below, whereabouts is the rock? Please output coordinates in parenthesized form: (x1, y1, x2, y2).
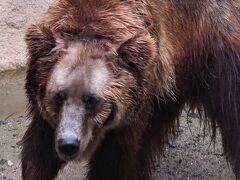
(7, 161, 13, 167)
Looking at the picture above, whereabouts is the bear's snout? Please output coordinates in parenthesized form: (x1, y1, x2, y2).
(57, 136, 80, 158)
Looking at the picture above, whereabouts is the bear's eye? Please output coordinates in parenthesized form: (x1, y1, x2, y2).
(83, 94, 101, 110)
(53, 91, 67, 106)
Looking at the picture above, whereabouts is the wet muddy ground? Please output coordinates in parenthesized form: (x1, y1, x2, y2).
(0, 70, 235, 180)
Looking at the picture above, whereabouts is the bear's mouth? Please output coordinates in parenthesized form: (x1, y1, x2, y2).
(56, 102, 117, 162)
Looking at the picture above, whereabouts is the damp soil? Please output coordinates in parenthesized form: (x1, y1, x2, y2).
(0, 70, 235, 180)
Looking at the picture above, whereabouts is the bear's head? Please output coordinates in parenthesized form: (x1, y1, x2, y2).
(25, 23, 157, 161)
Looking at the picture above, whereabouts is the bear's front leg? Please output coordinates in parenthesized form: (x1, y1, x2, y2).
(21, 113, 64, 180)
(87, 128, 152, 180)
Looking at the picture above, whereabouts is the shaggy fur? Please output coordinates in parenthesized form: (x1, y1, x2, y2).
(21, 0, 240, 179)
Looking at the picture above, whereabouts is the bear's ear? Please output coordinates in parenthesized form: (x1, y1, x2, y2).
(25, 23, 56, 60)
(117, 32, 157, 71)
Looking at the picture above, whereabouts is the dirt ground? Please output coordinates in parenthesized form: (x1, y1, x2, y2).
(0, 0, 237, 179)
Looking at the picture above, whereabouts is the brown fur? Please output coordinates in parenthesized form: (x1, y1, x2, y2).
(21, 0, 240, 179)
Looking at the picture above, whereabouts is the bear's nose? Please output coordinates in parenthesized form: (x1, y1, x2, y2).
(57, 137, 80, 157)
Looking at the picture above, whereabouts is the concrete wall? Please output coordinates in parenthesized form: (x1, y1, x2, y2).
(0, 0, 54, 117)
(0, 0, 53, 72)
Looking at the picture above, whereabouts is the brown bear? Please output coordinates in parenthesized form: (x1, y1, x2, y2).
(21, 0, 240, 179)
